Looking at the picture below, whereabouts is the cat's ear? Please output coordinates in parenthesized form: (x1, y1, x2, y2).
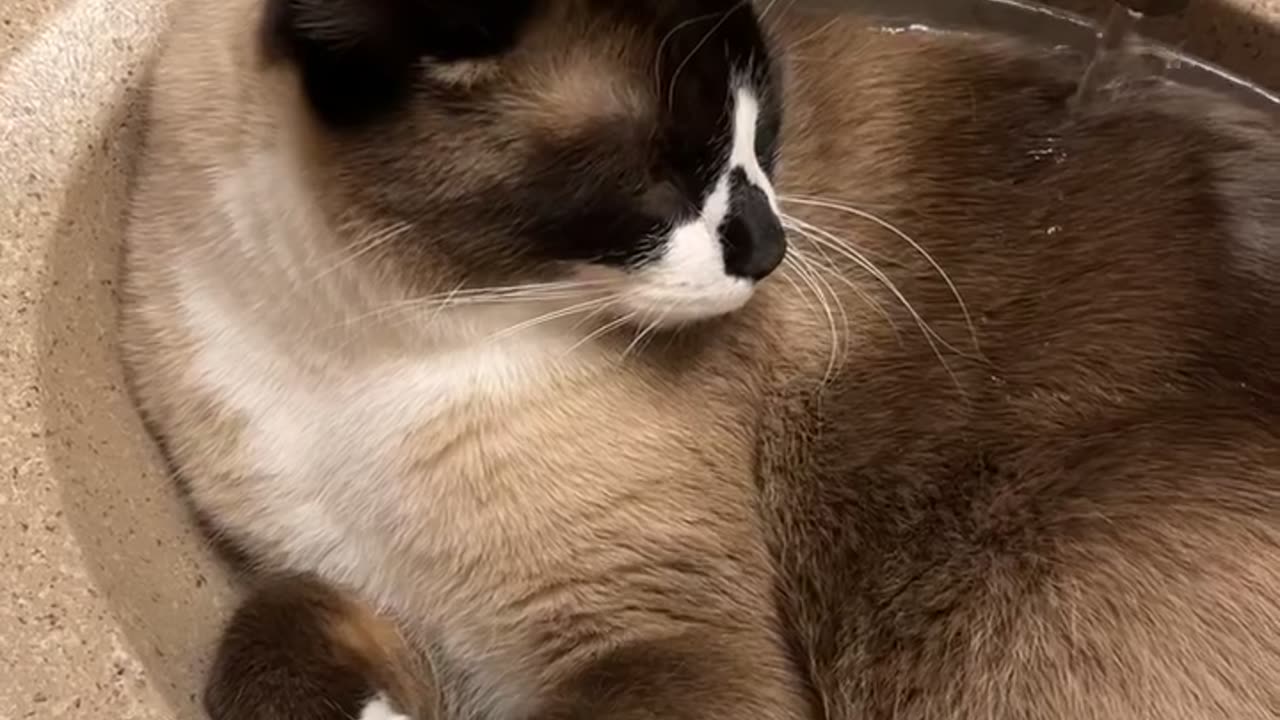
(263, 0, 537, 125)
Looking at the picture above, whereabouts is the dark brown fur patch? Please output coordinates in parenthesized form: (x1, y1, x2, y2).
(205, 576, 435, 720)
(760, 14, 1280, 719)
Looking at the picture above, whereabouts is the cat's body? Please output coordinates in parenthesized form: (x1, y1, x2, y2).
(120, 0, 1280, 718)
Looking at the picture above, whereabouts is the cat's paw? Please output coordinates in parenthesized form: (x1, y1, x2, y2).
(359, 695, 411, 720)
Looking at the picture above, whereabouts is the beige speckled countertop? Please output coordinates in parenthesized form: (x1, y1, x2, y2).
(1, 1, 1277, 718)
(2, 2, 233, 719)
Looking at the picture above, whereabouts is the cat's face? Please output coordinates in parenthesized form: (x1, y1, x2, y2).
(266, 0, 785, 325)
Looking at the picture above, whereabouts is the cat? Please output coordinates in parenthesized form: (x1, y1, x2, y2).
(119, 0, 1280, 718)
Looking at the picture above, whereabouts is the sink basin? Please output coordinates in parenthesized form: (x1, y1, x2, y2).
(1, 1, 1275, 717)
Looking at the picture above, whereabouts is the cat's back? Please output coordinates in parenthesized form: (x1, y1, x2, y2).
(774, 14, 1280, 410)
(764, 15, 1280, 720)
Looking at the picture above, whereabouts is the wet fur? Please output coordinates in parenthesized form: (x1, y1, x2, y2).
(120, 1, 1280, 718)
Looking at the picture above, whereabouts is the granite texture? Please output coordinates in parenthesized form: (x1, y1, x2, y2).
(1, 1, 234, 719)
(0, 1, 1276, 719)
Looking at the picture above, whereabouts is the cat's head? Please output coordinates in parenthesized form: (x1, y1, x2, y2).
(264, 0, 785, 326)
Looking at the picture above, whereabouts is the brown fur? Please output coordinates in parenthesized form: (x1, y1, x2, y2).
(762, 15, 1280, 719)
(205, 576, 435, 719)
(121, 1, 1280, 719)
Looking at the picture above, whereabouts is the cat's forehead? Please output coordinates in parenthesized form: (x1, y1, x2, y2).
(578, 0, 773, 82)
(511, 0, 780, 143)
(513, 2, 774, 84)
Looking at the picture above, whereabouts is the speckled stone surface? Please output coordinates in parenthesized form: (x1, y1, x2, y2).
(2, 1, 234, 718)
(0, 1, 1276, 719)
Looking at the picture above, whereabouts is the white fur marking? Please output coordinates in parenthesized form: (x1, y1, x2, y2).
(180, 272, 574, 561)
(620, 86, 780, 323)
(359, 695, 410, 720)
(730, 87, 780, 213)
(181, 156, 599, 595)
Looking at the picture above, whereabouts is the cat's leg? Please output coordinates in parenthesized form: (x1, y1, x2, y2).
(204, 575, 434, 720)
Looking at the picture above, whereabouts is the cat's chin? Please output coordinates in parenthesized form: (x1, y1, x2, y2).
(612, 284, 757, 328)
(574, 262, 759, 329)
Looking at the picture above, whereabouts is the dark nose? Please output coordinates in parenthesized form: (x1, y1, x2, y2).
(721, 171, 787, 281)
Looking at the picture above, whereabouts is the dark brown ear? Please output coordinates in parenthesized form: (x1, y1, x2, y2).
(262, 0, 537, 126)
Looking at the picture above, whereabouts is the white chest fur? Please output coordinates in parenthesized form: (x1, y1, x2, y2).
(177, 271, 584, 587)
(162, 152, 622, 615)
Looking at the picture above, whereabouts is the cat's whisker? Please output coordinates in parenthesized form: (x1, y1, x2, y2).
(637, 308, 675, 356)
(623, 304, 678, 360)
(757, 0, 797, 23)
(783, 214, 958, 352)
(786, 235, 903, 344)
(572, 294, 620, 331)
(667, 2, 752, 110)
(486, 295, 618, 344)
(383, 280, 611, 314)
(305, 220, 414, 286)
(779, 256, 819, 317)
(782, 249, 843, 386)
(783, 16, 840, 53)
(339, 287, 607, 358)
(424, 279, 469, 329)
(785, 219, 966, 387)
(788, 249, 849, 387)
(562, 310, 637, 358)
(780, 194, 981, 354)
(622, 318, 657, 360)
(317, 280, 614, 337)
(792, 243, 895, 336)
(785, 214, 904, 270)
(653, 11, 723, 99)
(786, 221, 966, 393)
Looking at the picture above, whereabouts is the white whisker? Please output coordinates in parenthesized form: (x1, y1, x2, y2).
(786, 229, 902, 343)
(667, 2, 751, 110)
(784, 219, 965, 393)
(781, 194, 980, 353)
(332, 280, 613, 330)
(796, 250, 851, 386)
(653, 10, 724, 98)
(486, 296, 618, 344)
(783, 214, 964, 355)
(623, 304, 677, 360)
(757, 0, 798, 23)
(783, 250, 843, 386)
(563, 311, 636, 358)
(424, 280, 469, 328)
(779, 256, 818, 317)
(305, 220, 413, 285)
(572, 294, 619, 331)
(784, 16, 840, 52)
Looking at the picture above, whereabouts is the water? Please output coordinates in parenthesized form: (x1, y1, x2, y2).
(850, 0, 1277, 114)
(1071, 5, 1143, 109)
